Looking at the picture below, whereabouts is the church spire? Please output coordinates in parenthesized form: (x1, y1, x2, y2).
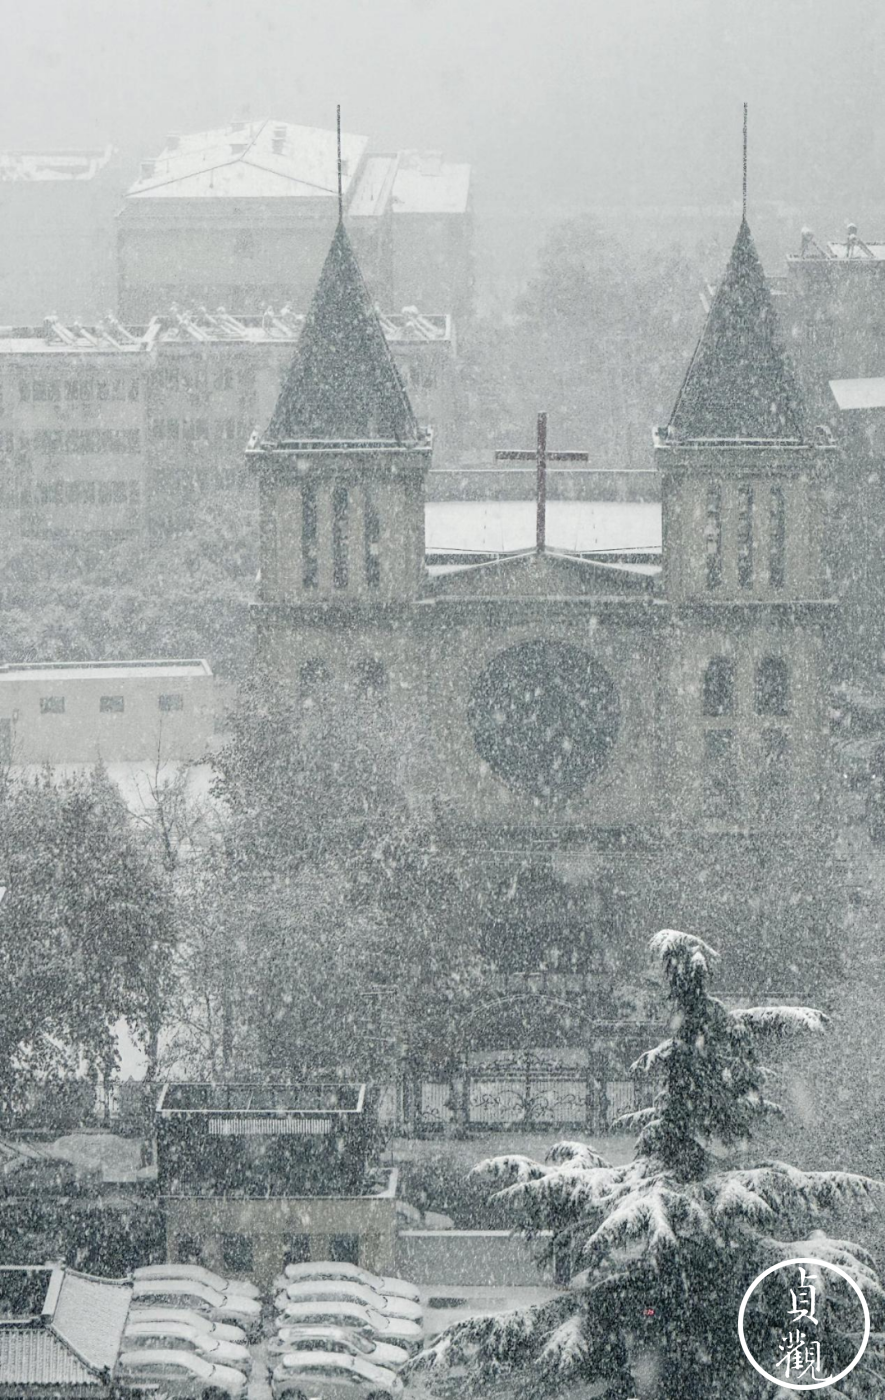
(265, 220, 419, 444)
(667, 219, 807, 443)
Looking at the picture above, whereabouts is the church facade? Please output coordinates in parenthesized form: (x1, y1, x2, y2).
(246, 216, 841, 1068)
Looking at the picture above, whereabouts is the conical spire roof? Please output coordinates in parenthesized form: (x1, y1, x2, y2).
(267, 221, 419, 443)
(668, 219, 806, 442)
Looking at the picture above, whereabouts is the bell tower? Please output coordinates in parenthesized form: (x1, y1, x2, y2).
(655, 217, 837, 838)
(248, 219, 431, 633)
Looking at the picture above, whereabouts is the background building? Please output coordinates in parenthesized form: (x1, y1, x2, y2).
(0, 659, 216, 766)
(0, 305, 459, 539)
(117, 120, 472, 323)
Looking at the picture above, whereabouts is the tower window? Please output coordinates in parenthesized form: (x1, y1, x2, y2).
(299, 658, 329, 701)
(705, 484, 722, 589)
(301, 482, 318, 589)
(755, 657, 789, 716)
(759, 727, 789, 816)
(332, 484, 349, 590)
(355, 658, 387, 698)
(703, 728, 738, 820)
(769, 486, 786, 589)
(364, 497, 381, 588)
(737, 485, 754, 588)
(702, 657, 736, 716)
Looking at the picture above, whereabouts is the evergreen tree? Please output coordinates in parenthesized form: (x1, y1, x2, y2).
(0, 767, 176, 1111)
(408, 930, 885, 1398)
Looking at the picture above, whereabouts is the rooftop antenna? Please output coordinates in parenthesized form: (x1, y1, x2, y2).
(742, 101, 748, 223)
(337, 103, 343, 223)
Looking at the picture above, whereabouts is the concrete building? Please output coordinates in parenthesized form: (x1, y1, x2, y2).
(0, 660, 216, 766)
(0, 306, 458, 537)
(117, 120, 471, 323)
(0, 146, 123, 325)
(248, 212, 839, 1083)
(156, 1083, 398, 1288)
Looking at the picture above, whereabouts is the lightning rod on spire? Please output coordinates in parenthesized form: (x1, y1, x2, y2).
(742, 102, 748, 223)
(337, 104, 343, 223)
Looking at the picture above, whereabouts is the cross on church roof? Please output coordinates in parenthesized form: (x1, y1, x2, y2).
(495, 413, 589, 551)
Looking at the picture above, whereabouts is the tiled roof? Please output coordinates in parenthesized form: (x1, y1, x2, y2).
(0, 1267, 131, 1390)
(669, 219, 806, 443)
(0, 1325, 97, 1386)
(265, 222, 419, 444)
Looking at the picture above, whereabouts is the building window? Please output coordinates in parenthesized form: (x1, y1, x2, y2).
(302, 482, 318, 590)
(355, 658, 387, 699)
(300, 658, 329, 701)
(702, 657, 736, 716)
(755, 657, 789, 716)
(284, 1235, 311, 1266)
(760, 727, 789, 817)
(737, 485, 754, 588)
(703, 728, 738, 820)
(39, 696, 65, 715)
(704, 484, 722, 589)
(769, 486, 786, 589)
(175, 1233, 204, 1265)
(329, 1235, 360, 1265)
(332, 483, 349, 590)
(99, 696, 124, 713)
(364, 497, 381, 588)
(159, 693, 184, 712)
(221, 1233, 254, 1274)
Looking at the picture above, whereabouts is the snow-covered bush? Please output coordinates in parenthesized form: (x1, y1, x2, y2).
(407, 930, 885, 1399)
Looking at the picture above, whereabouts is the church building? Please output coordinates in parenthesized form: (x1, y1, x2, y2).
(246, 213, 840, 1067)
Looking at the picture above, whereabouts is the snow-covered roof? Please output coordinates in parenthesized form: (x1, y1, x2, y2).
(126, 120, 367, 201)
(424, 501, 662, 556)
(0, 309, 450, 354)
(0, 1266, 131, 1389)
(0, 659, 212, 683)
(0, 146, 115, 182)
(347, 155, 399, 218)
(830, 377, 885, 411)
(392, 151, 471, 215)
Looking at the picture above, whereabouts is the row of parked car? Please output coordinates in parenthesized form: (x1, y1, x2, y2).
(112, 1259, 425, 1400)
(269, 1261, 424, 1398)
(116, 1265, 263, 1399)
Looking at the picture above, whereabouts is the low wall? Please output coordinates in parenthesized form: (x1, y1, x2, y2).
(396, 1229, 554, 1287)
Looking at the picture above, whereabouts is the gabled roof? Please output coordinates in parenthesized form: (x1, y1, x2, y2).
(265, 222, 419, 444)
(669, 219, 807, 443)
(0, 1267, 131, 1391)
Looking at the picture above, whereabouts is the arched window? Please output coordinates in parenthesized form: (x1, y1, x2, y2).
(299, 658, 329, 702)
(705, 484, 722, 589)
(354, 658, 387, 699)
(755, 657, 789, 716)
(702, 657, 736, 716)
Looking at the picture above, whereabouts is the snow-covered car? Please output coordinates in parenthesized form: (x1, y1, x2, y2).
(124, 1307, 247, 1344)
(116, 1348, 247, 1399)
(130, 1280, 262, 1337)
(275, 1282, 422, 1324)
(268, 1324, 409, 1371)
(276, 1301, 423, 1353)
(123, 1320, 252, 1374)
(132, 1264, 261, 1300)
(277, 1263, 420, 1304)
(270, 1351, 403, 1399)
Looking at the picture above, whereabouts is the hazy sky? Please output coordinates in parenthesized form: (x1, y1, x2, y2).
(1, 0, 882, 225)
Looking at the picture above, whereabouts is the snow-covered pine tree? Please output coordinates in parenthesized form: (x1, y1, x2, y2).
(407, 930, 885, 1399)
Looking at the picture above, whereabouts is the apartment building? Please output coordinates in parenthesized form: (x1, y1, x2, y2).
(0, 306, 458, 537)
